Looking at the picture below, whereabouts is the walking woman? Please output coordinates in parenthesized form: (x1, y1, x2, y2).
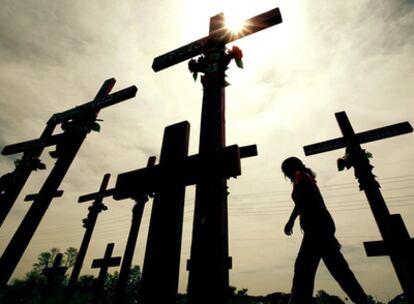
(281, 157, 368, 304)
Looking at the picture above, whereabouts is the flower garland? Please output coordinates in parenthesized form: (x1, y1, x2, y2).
(188, 46, 244, 83)
(337, 149, 373, 171)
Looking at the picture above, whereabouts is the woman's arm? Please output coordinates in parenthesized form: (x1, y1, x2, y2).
(284, 205, 300, 236)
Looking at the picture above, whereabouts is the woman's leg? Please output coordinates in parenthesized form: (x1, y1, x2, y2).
(322, 237, 368, 303)
(289, 234, 321, 304)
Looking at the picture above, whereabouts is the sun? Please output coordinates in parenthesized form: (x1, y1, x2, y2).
(224, 14, 246, 33)
(221, 5, 251, 34)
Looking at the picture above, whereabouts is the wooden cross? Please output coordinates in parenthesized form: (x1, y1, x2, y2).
(0, 78, 137, 290)
(0, 124, 56, 228)
(152, 8, 282, 71)
(110, 121, 256, 304)
(114, 156, 156, 304)
(153, 8, 282, 304)
(40, 253, 67, 303)
(62, 174, 112, 304)
(303, 111, 414, 302)
(91, 243, 121, 304)
(0, 77, 136, 229)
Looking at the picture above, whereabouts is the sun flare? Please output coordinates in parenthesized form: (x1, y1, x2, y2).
(224, 15, 246, 33)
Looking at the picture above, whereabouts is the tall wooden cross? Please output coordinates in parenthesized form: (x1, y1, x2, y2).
(90, 243, 121, 304)
(40, 253, 67, 304)
(152, 7, 282, 304)
(303, 111, 414, 303)
(0, 78, 137, 290)
(62, 174, 112, 304)
(111, 121, 256, 304)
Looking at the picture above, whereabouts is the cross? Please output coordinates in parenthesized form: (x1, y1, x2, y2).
(0, 124, 56, 228)
(152, 8, 282, 71)
(90, 243, 121, 304)
(110, 121, 256, 304)
(114, 156, 156, 304)
(153, 8, 282, 304)
(62, 174, 112, 304)
(0, 78, 137, 290)
(0, 77, 136, 229)
(303, 111, 414, 302)
(40, 253, 67, 303)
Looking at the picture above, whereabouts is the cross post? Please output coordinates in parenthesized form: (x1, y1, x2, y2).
(40, 253, 67, 304)
(303, 111, 414, 302)
(0, 78, 137, 290)
(111, 121, 256, 304)
(114, 156, 156, 304)
(62, 173, 112, 304)
(91, 243, 121, 304)
(153, 8, 282, 304)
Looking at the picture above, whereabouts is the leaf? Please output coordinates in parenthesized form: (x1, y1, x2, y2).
(91, 122, 101, 132)
(235, 58, 244, 69)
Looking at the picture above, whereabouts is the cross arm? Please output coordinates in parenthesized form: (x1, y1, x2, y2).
(303, 113, 413, 156)
(49, 79, 137, 124)
(113, 144, 257, 200)
(152, 7, 282, 72)
(2, 133, 64, 156)
(91, 257, 122, 269)
(25, 190, 64, 202)
(78, 189, 115, 203)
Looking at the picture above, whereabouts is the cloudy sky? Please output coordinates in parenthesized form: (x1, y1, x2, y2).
(0, 0, 413, 301)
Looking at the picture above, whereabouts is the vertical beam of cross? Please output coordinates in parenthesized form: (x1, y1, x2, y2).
(62, 174, 111, 304)
(152, 8, 282, 304)
(303, 111, 414, 303)
(186, 13, 230, 304)
(114, 156, 156, 304)
(0, 79, 137, 290)
(91, 243, 121, 304)
(139, 122, 190, 304)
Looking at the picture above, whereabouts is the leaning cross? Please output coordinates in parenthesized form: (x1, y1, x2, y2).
(303, 111, 414, 303)
(62, 174, 112, 304)
(91, 243, 121, 304)
(152, 9, 282, 304)
(0, 78, 137, 290)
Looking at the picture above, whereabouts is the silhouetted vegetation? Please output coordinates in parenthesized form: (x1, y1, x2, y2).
(0, 248, 408, 304)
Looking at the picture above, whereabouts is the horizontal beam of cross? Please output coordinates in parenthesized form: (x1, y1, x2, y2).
(152, 8, 282, 72)
(49, 80, 137, 124)
(2, 134, 64, 156)
(25, 190, 64, 202)
(78, 188, 115, 203)
(113, 144, 257, 201)
(303, 121, 413, 156)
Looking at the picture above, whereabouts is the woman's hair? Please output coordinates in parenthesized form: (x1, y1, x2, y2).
(281, 157, 316, 181)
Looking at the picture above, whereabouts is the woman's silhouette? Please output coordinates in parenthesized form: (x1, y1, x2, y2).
(281, 157, 368, 304)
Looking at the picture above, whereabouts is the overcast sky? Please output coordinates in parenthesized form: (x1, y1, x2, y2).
(0, 0, 413, 302)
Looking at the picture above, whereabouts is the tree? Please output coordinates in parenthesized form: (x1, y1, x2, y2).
(32, 247, 78, 274)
